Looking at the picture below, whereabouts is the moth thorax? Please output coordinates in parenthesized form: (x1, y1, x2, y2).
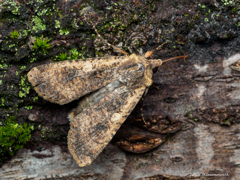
(119, 63, 145, 85)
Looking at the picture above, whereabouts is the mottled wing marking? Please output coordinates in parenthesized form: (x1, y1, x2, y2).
(27, 56, 127, 105)
(68, 80, 123, 121)
(68, 84, 146, 167)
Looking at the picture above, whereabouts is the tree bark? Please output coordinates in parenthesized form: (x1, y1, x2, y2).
(1, 0, 240, 179)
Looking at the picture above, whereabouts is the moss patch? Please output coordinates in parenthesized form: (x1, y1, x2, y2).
(0, 116, 34, 161)
(32, 36, 51, 53)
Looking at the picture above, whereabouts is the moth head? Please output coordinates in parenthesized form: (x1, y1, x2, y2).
(149, 59, 162, 69)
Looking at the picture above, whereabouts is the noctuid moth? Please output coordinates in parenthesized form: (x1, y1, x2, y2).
(27, 22, 187, 167)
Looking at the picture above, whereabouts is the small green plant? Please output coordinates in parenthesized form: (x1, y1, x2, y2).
(31, 16, 46, 33)
(221, 0, 235, 6)
(55, 20, 61, 29)
(10, 30, 20, 39)
(33, 96, 38, 101)
(0, 116, 34, 156)
(57, 52, 68, 61)
(69, 49, 80, 59)
(59, 29, 69, 35)
(204, 18, 209, 22)
(19, 75, 30, 98)
(32, 36, 51, 53)
(25, 106, 33, 110)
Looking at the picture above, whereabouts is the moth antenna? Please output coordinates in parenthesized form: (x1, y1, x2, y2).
(153, 19, 162, 58)
(140, 97, 146, 124)
(150, 55, 188, 69)
(162, 55, 188, 64)
(150, 55, 197, 84)
(145, 41, 168, 58)
(90, 21, 128, 56)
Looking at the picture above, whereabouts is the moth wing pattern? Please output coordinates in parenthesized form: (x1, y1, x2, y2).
(27, 56, 128, 105)
(28, 53, 154, 167)
(67, 81, 146, 167)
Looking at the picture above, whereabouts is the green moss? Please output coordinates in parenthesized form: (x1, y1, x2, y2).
(55, 48, 83, 61)
(32, 36, 51, 53)
(10, 30, 20, 39)
(0, 63, 8, 69)
(40, 126, 60, 141)
(221, 0, 235, 6)
(55, 20, 60, 29)
(59, 29, 69, 35)
(31, 16, 46, 33)
(69, 49, 80, 59)
(20, 65, 26, 70)
(25, 106, 33, 110)
(33, 96, 38, 101)
(0, 116, 34, 156)
(0, 98, 5, 107)
(19, 75, 30, 98)
(56, 52, 68, 61)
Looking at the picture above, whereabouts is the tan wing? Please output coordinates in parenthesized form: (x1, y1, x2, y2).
(27, 56, 128, 105)
(68, 82, 146, 167)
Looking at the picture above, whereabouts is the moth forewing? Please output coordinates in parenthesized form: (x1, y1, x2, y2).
(68, 84, 146, 167)
(27, 56, 129, 105)
(27, 54, 154, 105)
(68, 80, 123, 121)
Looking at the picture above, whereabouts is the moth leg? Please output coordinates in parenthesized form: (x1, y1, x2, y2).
(140, 97, 146, 124)
(140, 84, 159, 124)
(151, 84, 159, 90)
(140, 87, 150, 124)
(90, 21, 128, 56)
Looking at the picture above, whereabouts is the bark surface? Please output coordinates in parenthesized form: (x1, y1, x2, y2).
(0, 0, 240, 179)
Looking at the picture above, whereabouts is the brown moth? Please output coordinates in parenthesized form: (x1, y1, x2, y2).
(27, 22, 187, 167)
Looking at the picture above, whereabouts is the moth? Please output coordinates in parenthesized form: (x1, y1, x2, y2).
(27, 22, 187, 167)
